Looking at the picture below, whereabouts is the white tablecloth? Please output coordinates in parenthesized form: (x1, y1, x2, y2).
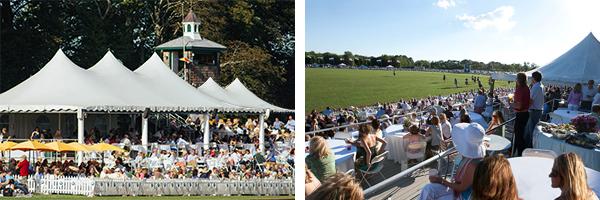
(383, 124, 404, 136)
(533, 126, 600, 171)
(452, 111, 488, 129)
(550, 109, 587, 124)
(305, 139, 356, 173)
(485, 134, 511, 153)
(383, 127, 409, 169)
(509, 157, 600, 200)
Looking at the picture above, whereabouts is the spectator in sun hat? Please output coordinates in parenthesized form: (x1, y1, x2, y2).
(419, 115, 485, 200)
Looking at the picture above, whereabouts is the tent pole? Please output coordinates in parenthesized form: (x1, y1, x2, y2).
(58, 113, 61, 133)
(203, 113, 210, 150)
(77, 109, 85, 164)
(142, 114, 148, 146)
(259, 113, 265, 153)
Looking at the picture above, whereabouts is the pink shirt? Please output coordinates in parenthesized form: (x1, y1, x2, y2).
(567, 91, 582, 105)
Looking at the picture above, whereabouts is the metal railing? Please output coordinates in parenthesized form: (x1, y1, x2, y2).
(363, 147, 457, 198)
(363, 114, 516, 199)
(306, 110, 429, 135)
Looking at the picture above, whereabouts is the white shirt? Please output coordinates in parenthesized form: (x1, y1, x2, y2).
(583, 86, 597, 101)
(529, 82, 544, 110)
(441, 121, 452, 139)
(593, 93, 600, 105)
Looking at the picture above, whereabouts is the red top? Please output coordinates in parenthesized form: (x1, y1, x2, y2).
(17, 159, 29, 177)
(514, 86, 531, 112)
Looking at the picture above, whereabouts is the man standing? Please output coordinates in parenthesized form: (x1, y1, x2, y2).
(525, 72, 544, 150)
(582, 80, 597, 111)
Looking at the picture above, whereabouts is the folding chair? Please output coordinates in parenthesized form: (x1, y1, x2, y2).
(359, 151, 388, 187)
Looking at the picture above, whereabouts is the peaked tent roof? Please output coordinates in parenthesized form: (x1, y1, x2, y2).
(223, 78, 293, 113)
(0, 50, 137, 112)
(87, 52, 183, 112)
(134, 53, 255, 113)
(493, 32, 600, 84)
(527, 32, 600, 84)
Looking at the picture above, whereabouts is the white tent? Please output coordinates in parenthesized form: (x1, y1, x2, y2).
(492, 32, 600, 84)
(88, 52, 180, 112)
(0, 50, 136, 112)
(133, 53, 251, 113)
(224, 78, 292, 113)
(529, 33, 600, 84)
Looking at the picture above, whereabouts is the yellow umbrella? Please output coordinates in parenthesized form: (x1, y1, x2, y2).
(0, 141, 17, 151)
(66, 142, 92, 152)
(45, 141, 79, 152)
(10, 140, 53, 151)
(90, 143, 124, 152)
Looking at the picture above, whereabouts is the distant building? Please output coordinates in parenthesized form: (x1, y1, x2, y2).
(155, 10, 226, 86)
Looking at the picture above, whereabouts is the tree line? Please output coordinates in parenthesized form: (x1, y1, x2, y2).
(0, 0, 294, 108)
(306, 51, 537, 72)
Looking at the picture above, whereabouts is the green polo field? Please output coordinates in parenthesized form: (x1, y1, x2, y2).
(306, 68, 511, 112)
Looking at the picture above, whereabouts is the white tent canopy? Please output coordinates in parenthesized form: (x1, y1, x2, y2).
(224, 78, 293, 113)
(0, 50, 265, 113)
(492, 32, 600, 84)
(0, 50, 138, 112)
(88, 52, 180, 112)
(133, 53, 254, 113)
(198, 77, 291, 113)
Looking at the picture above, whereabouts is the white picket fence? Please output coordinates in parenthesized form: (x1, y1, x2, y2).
(18, 176, 293, 196)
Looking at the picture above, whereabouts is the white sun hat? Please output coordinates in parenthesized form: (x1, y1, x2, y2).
(451, 122, 486, 159)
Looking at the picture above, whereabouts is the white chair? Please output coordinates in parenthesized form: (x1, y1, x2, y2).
(359, 151, 388, 187)
(522, 148, 558, 159)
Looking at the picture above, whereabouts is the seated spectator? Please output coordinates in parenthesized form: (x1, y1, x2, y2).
(419, 114, 484, 200)
(306, 173, 364, 200)
(404, 125, 426, 164)
(353, 124, 387, 177)
(486, 110, 505, 136)
(471, 154, 521, 200)
(550, 152, 598, 200)
(305, 136, 336, 182)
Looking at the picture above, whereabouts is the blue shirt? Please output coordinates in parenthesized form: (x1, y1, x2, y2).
(529, 82, 544, 110)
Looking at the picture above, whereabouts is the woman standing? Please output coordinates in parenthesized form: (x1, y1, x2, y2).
(550, 153, 598, 200)
(567, 83, 583, 111)
(513, 73, 530, 156)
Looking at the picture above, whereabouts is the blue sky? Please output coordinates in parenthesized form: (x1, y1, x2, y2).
(306, 0, 600, 65)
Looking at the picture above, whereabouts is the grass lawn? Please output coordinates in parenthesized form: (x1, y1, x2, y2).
(306, 68, 511, 112)
(25, 195, 294, 199)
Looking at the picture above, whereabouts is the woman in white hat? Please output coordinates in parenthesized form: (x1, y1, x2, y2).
(419, 115, 485, 200)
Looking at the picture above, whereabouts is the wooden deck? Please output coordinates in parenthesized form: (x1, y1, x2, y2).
(362, 157, 456, 200)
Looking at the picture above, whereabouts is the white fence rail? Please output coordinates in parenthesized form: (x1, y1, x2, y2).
(19, 176, 293, 196)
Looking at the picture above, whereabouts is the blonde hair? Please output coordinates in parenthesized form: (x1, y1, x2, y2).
(472, 154, 519, 200)
(309, 136, 332, 158)
(554, 152, 596, 200)
(306, 173, 364, 200)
